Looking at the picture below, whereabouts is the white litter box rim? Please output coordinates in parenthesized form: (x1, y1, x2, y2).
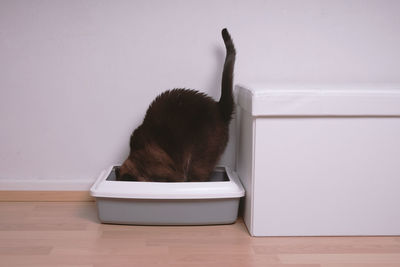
(90, 165, 245, 200)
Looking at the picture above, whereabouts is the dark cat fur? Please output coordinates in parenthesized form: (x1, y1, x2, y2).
(116, 28, 236, 182)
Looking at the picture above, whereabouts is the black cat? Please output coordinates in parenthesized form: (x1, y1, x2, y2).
(116, 28, 236, 182)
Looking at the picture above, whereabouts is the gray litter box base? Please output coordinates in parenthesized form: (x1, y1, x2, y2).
(96, 197, 240, 225)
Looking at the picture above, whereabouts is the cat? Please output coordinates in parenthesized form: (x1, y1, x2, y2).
(116, 28, 236, 182)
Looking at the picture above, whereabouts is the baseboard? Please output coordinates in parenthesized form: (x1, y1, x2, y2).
(0, 178, 95, 201)
(0, 178, 93, 190)
(0, 191, 94, 202)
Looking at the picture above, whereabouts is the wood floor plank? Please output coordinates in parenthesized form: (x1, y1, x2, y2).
(0, 246, 52, 255)
(252, 237, 400, 254)
(0, 202, 399, 267)
(279, 253, 400, 264)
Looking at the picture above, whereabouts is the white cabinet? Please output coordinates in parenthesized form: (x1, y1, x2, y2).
(236, 84, 400, 236)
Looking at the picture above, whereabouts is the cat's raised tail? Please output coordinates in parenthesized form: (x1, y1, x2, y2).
(219, 28, 236, 122)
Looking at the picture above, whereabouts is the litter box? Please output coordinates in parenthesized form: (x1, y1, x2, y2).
(90, 166, 245, 225)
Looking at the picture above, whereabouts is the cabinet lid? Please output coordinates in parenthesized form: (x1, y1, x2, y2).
(236, 83, 400, 116)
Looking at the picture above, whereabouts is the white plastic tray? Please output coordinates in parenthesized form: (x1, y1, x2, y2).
(90, 166, 245, 225)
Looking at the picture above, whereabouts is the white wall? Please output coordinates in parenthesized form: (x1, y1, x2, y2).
(1, 0, 400, 189)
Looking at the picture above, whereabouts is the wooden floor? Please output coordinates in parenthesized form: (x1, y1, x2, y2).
(0, 202, 399, 267)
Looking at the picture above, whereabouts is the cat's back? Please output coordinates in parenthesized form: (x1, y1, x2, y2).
(144, 89, 220, 127)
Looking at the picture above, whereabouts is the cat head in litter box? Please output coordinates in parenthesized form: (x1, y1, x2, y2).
(112, 165, 228, 183)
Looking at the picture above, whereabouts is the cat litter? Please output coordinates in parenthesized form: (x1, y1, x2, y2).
(90, 166, 245, 225)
